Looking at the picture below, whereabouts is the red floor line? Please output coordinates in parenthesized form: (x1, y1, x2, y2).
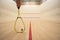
(29, 22, 32, 40)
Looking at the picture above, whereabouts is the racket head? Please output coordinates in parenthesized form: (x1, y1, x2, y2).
(14, 17, 25, 33)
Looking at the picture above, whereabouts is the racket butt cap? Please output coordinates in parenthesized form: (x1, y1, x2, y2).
(18, 7, 20, 9)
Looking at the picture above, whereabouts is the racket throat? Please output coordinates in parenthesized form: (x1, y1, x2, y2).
(17, 9, 21, 17)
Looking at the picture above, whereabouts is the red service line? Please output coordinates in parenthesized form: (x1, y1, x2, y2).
(29, 22, 32, 40)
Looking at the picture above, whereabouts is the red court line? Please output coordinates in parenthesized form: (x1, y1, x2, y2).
(29, 22, 32, 40)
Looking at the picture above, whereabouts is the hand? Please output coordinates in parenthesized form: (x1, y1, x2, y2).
(13, 0, 21, 9)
